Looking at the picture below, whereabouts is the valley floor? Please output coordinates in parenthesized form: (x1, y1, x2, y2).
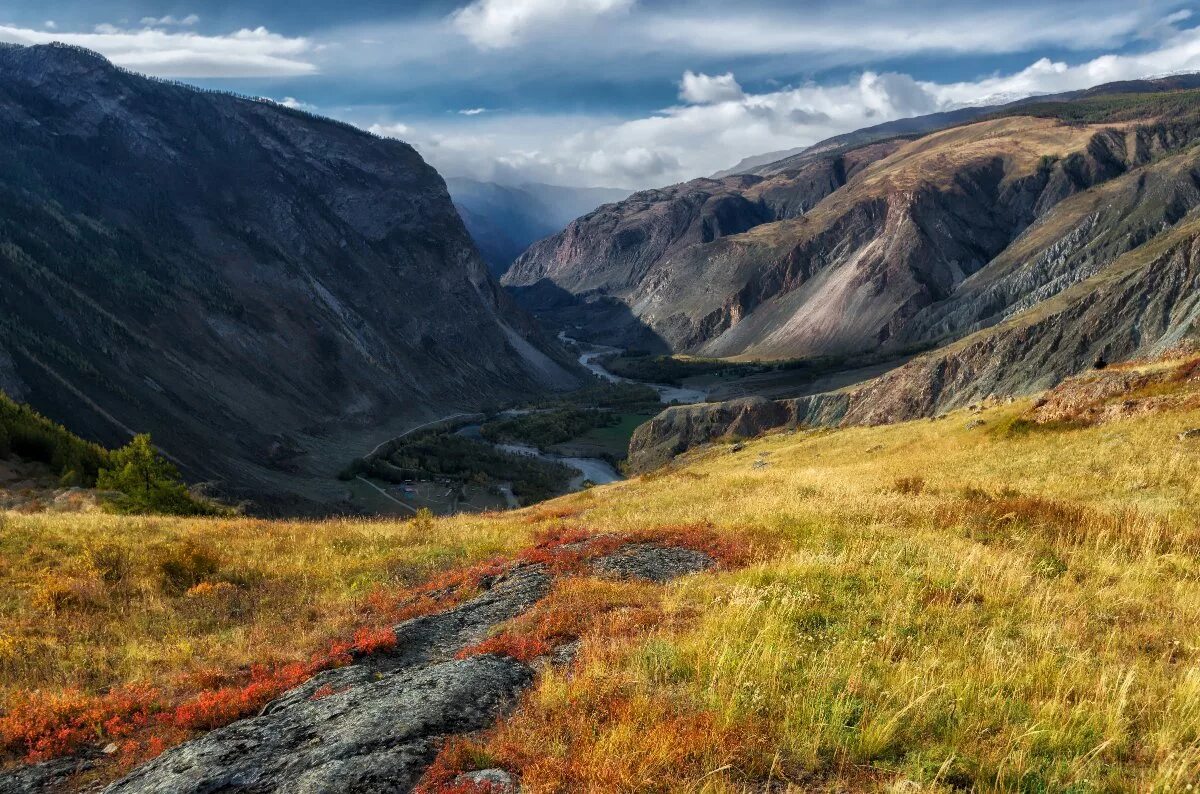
(3, 354, 1200, 790)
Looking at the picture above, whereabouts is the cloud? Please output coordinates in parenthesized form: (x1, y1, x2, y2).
(641, 4, 1156, 59)
(459, 107, 489, 115)
(43, 20, 56, 30)
(0, 22, 316, 77)
(140, 14, 200, 27)
(277, 96, 317, 111)
(362, 19, 1200, 189)
(451, 0, 635, 49)
(370, 122, 412, 138)
(679, 71, 744, 104)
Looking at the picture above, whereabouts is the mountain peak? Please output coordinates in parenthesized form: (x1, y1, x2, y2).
(0, 42, 116, 79)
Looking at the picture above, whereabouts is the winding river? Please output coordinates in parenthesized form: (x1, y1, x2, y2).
(561, 334, 709, 405)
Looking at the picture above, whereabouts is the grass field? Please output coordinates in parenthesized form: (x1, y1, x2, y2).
(3, 354, 1200, 790)
(562, 411, 657, 460)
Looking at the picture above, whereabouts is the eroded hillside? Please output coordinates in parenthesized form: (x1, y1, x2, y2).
(0, 43, 578, 511)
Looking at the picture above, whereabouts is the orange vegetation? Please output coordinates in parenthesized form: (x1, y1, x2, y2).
(1, 525, 758, 787)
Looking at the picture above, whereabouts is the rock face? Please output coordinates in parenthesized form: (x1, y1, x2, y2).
(0, 43, 578, 510)
(590, 542, 714, 583)
(107, 656, 532, 794)
(628, 394, 848, 473)
(506, 77, 1200, 364)
(628, 194, 1200, 470)
(103, 564, 551, 793)
(503, 144, 902, 348)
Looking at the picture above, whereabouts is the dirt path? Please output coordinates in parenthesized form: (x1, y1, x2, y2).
(0, 541, 715, 794)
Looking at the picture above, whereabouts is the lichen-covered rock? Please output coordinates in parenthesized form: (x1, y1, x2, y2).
(591, 543, 714, 583)
(104, 656, 531, 794)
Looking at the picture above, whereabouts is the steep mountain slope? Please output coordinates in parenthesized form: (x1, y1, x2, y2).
(446, 179, 628, 276)
(503, 141, 904, 347)
(629, 134, 1200, 470)
(0, 43, 578, 511)
(505, 77, 1200, 357)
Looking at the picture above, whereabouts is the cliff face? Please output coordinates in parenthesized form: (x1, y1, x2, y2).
(512, 113, 1194, 360)
(621, 87, 1200, 471)
(0, 43, 577, 510)
(628, 169, 1200, 471)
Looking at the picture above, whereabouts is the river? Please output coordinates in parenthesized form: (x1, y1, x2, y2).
(560, 334, 709, 405)
(454, 424, 623, 492)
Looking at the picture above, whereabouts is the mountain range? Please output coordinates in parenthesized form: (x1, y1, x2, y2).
(0, 42, 578, 511)
(504, 76, 1200, 466)
(446, 178, 628, 276)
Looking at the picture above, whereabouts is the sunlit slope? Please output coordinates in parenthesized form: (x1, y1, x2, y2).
(2, 353, 1199, 790)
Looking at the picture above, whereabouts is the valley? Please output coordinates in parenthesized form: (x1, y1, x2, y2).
(5, 28, 1200, 794)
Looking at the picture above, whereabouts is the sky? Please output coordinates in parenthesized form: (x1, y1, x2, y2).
(2, 0, 1200, 188)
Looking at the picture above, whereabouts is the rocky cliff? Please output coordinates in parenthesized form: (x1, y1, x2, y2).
(506, 77, 1200, 362)
(622, 84, 1200, 470)
(0, 43, 578, 511)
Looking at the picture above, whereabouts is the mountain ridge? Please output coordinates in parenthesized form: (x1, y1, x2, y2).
(0, 42, 579, 512)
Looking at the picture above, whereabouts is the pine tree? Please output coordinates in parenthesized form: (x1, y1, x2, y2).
(97, 434, 208, 515)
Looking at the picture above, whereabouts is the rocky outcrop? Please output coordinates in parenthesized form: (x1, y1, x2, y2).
(628, 209, 1200, 471)
(0, 541, 718, 793)
(507, 78, 1200, 366)
(0, 43, 578, 511)
(628, 393, 848, 473)
(107, 656, 532, 794)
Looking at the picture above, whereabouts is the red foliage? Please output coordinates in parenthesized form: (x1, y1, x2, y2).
(0, 683, 161, 763)
(414, 739, 505, 794)
(1, 524, 757, 780)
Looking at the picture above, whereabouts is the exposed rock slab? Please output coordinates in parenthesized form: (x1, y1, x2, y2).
(591, 543, 714, 583)
(104, 655, 531, 794)
(4, 543, 719, 794)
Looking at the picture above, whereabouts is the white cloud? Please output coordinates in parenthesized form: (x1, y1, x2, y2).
(362, 21, 1200, 189)
(140, 14, 200, 27)
(43, 20, 56, 30)
(0, 22, 316, 77)
(277, 96, 317, 111)
(642, 6, 1154, 59)
(459, 107, 489, 115)
(451, 0, 635, 49)
(679, 71, 744, 104)
(370, 122, 412, 138)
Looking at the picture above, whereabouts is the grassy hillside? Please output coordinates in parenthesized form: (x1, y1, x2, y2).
(2, 354, 1200, 790)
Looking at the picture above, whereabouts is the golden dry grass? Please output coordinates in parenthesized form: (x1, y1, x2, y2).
(4, 356, 1200, 790)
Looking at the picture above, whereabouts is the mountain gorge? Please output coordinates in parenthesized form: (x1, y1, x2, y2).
(0, 43, 578, 511)
(446, 178, 628, 276)
(504, 80, 1200, 468)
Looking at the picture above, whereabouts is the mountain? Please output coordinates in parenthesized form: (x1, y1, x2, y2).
(446, 178, 628, 276)
(0, 43, 579, 512)
(711, 147, 807, 178)
(504, 77, 1200, 357)
(506, 79, 1200, 360)
(503, 77, 1200, 466)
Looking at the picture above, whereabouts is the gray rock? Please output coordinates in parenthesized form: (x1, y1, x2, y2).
(453, 768, 517, 792)
(104, 655, 531, 794)
(103, 564, 552, 793)
(0, 757, 96, 794)
(591, 543, 714, 583)
(1179, 428, 1200, 441)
